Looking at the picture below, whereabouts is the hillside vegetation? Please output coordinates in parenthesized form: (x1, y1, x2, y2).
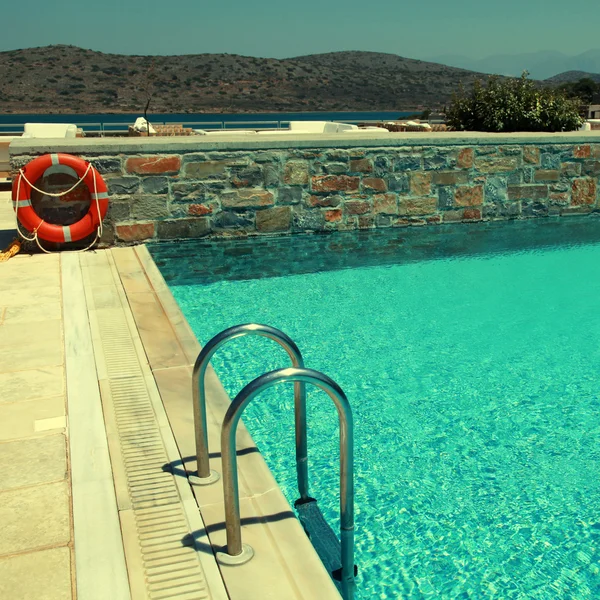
(1, 45, 510, 114)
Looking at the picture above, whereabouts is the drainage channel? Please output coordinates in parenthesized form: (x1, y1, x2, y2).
(80, 251, 228, 600)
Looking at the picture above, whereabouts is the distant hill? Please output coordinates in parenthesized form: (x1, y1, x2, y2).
(428, 49, 600, 81)
(545, 70, 600, 84)
(0, 45, 507, 114)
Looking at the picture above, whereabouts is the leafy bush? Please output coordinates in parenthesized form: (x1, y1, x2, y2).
(446, 73, 584, 132)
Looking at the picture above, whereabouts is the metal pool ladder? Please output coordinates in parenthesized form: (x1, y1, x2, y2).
(191, 324, 356, 600)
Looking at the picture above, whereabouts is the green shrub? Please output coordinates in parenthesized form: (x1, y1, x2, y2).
(446, 73, 584, 132)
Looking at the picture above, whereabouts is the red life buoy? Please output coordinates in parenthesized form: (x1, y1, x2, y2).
(12, 153, 109, 244)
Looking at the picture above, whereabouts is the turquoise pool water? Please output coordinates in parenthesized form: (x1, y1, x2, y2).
(152, 219, 600, 599)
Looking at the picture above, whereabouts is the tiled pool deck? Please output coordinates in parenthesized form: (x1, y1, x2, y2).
(0, 190, 340, 600)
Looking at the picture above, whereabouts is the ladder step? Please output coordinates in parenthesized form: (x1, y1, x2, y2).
(295, 498, 348, 581)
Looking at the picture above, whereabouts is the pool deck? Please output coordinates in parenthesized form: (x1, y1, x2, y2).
(0, 190, 341, 600)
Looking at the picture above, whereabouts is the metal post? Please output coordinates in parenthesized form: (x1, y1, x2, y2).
(191, 324, 309, 500)
(216, 367, 355, 600)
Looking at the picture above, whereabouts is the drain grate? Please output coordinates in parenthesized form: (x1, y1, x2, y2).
(89, 281, 213, 600)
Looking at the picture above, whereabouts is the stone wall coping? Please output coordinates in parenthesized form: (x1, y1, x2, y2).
(9, 130, 600, 156)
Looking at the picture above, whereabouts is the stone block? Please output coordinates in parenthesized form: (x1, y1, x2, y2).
(541, 153, 561, 169)
(484, 177, 508, 203)
(523, 147, 540, 164)
(483, 203, 520, 219)
(388, 174, 409, 194)
(454, 185, 483, 207)
(292, 209, 325, 232)
(141, 176, 169, 194)
(457, 148, 474, 169)
(107, 177, 139, 195)
(507, 185, 548, 200)
(324, 150, 350, 161)
(373, 155, 392, 176)
(157, 218, 210, 238)
(107, 200, 131, 221)
(324, 209, 343, 222)
(171, 181, 210, 202)
(115, 222, 155, 242)
(188, 203, 215, 216)
(424, 150, 451, 170)
(126, 156, 181, 175)
(92, 157, 122, 174)
(399, 197, 437, 215)
(463, 208, 482, 220)
(373, 193, 397, 214)
(442, 210, 465, 222)
(591, 145, 600, 159)
(582, 161, 600, 176)
(375, 214, 393, 227)
(358, 215, 375, 229)
(410, 172, 432, 196)
(253, 152, 279, 163)
(534, 170, 560, 182)
(571, 178, 597, 206)
(438, 186, 454, 209)
(323, 162, 349, 175)
(283, 160, 309, 185)
(394, 156, 422, 172)
(362, 177, 387, 192)
(475, 156, 519, 173)
(561, 162, 582, 177)
(263, 164, 280, 187)
(522, 201, 549, 217)
(345, 200, 371, 215)
(184, 161, 227, 179)
(432, 171, 469, 185)
(131, 195, 170, 219)
(256, 206, 291, 232)
(221, 190, 274, 208)
(307, 194, 341, 208)
(349, 158, 373, 173)
(231, 166, 263, 188)
(212, 211, 253, 229)
(277, 187, 302, 205)
(574, 145, 591, 159)
(499, 146, 522, 156)
(311, 175, 359, 193)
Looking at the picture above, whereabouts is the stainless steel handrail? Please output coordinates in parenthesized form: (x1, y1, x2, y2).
(217, 367, 355, 600)
(191, 324, 309, 499)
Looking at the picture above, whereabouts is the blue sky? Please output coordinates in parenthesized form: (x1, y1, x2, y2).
(1, 0, 598, 60)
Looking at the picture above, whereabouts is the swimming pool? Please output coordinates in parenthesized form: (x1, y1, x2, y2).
(151, 217, 600, 599)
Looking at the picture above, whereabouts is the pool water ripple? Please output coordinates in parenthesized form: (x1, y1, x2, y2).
(159, 230, 600, 599)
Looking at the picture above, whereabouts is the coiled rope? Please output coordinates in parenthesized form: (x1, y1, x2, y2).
(14, 162, 103, 254)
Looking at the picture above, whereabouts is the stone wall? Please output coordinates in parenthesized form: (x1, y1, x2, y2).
(9, 134, 600, 244)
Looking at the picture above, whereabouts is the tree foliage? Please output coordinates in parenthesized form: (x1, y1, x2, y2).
(558, 78, 600, 105)
(446, 73, 584, 132)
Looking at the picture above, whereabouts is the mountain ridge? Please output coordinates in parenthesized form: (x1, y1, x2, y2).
(428, 49, 600, 80)
(0, 45, 510, 114)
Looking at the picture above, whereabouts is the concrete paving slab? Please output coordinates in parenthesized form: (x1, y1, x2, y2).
(0, 547, 72, 600)
(0, 333, 63, 372)
(0, 434, 67, 491)
(0, 366, 64, 403)
(0, 286, 62, 307)
(125, 291, 188, 369)
(0, 480, 71, 556)
(0, 267, 61, 290)
(1, 301, 63, 324)
(0, 319, 62, 349)
(0, 395, 65, 441)
(61, 252, 131, 600)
